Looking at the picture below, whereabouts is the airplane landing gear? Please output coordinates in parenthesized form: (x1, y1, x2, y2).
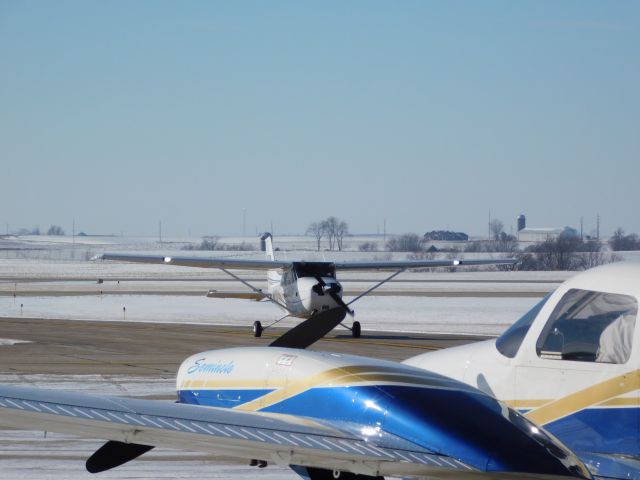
(351, 321, 361, 338)
(253, 321, 263, 338)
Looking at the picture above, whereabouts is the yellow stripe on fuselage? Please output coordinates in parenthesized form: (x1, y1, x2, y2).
(524, 370, 640, 426)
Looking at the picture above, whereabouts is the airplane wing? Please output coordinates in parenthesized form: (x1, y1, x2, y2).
(334, 258, 516, 271)
(0, 384, 474, 478)
(100, 253, 291, 270)
(100, 254, 514, 272)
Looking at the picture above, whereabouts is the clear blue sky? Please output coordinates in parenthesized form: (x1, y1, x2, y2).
(1, 1, 638, 237)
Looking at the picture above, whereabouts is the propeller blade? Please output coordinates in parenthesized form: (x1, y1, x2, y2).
(86, 440, 154, 473)
(329, 290, 354, 316)
(270, 307, 347, 349)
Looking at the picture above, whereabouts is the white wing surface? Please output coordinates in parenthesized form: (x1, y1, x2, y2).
(100, 254, 513, 272)
(334, 258, 515, 271)
(100, 253, 291, 270)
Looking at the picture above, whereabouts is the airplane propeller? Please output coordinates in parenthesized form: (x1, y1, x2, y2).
(314, 276, 354, 316)
(270, 307, 347, 349)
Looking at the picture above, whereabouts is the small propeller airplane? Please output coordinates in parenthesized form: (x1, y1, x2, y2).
(100, 233, 515, 338)
(1, 262, 640, 478)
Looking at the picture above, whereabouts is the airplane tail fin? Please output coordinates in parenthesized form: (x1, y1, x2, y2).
(261, 232, 275, 261)
(261, 233, 280, 291)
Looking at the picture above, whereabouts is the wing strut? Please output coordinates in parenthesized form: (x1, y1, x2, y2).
(346, 269, 406, 306)
(219, 268, 291, 313)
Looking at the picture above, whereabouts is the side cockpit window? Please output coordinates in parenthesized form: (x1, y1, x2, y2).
(536, 289, 638, 364)
(496, 296, 549, 358)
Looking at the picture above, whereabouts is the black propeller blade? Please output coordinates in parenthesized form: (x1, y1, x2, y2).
(314, 276, 353, 316)
(86, 440, 154, 473)
(269, 307, 347, 349)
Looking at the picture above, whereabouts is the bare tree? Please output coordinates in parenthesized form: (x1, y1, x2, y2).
(386, 233, 423, 253)
(336, 221, 349, 251)
(306, 222, 325, 251)
(47, 225, 65, 236)
(324, 217, 339, 251)
(489, 219, 504, 241)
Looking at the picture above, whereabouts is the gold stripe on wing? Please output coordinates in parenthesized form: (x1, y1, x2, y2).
(525, 370, 640, 426)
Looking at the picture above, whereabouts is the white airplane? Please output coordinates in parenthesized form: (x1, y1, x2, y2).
(101, 233, 515, 338)
(1, 262, 639, 478)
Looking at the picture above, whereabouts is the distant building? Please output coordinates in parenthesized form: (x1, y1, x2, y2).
(423, 230, 469, 242)
(517, 226, 578, 243)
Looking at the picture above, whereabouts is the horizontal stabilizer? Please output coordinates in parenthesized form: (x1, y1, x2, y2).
(207, 290, 268, 301)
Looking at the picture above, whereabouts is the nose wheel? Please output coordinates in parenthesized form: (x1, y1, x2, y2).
(253, 321, 263, 337)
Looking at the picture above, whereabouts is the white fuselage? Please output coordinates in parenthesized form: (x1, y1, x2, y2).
(268, 268, 343, 318)
(403, 262, 640, 476)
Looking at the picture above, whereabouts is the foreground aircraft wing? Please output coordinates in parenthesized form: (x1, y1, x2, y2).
(0, 385, 479, 478)
(334, 258, 516, 271)
(100, 253, 291, 270)
(0, 384, 590, 479)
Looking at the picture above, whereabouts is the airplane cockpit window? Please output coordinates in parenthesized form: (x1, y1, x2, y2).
(496, 296, 549, 358)
(293, 262, 336, 278)
(536, 289, 637, 364)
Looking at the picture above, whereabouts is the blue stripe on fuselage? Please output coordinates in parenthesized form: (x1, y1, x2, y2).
(542, 407, 639, 457)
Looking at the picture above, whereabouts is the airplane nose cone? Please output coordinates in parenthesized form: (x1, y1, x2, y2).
(322, 283, 341, 295)
(382, 385, 592, 478)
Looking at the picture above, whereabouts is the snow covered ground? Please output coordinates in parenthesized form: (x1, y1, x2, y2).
(1, 293, 538, 336)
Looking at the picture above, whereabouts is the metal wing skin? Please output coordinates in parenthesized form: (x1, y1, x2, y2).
(100, 253, 291, 270)
(334, 258, 516, 271)
(100, 254, 514, 272)
(0, 385, 472, 478)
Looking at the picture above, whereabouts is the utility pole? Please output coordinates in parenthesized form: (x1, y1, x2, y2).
(242, 209, 246, 238)
(580, 216, 583, 241)
(488, 211, 491, 240)
(159, 220, 162, 244)
(383, 219, 387, 244)
(596, 214, 600, 241)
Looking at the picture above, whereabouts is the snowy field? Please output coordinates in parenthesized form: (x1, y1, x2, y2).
(1, 293, 539, 336)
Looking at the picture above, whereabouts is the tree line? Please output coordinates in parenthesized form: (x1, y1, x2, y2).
(306, 217, 350, 251)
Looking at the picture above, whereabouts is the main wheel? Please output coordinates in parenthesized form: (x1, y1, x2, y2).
(253, 321, 263, 338)
(351, 321, 361, 338)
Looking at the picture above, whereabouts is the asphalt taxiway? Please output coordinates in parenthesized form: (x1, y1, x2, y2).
(0, 317, 488, 379)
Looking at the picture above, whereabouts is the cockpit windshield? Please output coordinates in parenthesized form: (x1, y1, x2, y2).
(496, 295, 549, 358)
(536, 289, 637, 364)
(293, 262, 336, 278)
